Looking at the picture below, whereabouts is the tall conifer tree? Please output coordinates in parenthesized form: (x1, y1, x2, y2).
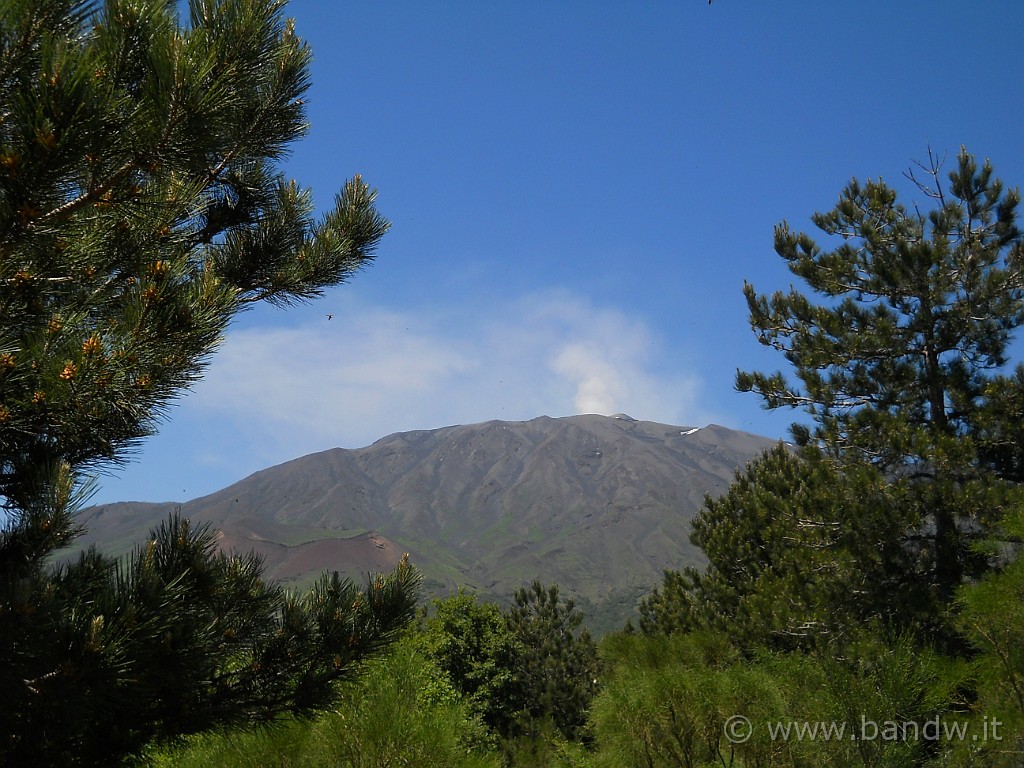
(0, 2, 418, 765)
(737, 148, 1024, 595)
(505, 581, 599, 742)
(643, 149, 1024, 648)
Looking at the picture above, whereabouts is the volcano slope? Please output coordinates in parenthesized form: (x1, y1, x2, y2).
(73, 415, 780, 631)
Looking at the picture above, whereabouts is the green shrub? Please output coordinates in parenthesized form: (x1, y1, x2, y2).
(154, 636, 499, 768)
(588, 632, 967, 768)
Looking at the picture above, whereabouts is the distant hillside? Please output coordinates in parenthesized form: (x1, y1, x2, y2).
(71, 415, 780, 632)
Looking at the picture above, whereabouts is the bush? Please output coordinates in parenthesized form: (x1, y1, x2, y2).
(588, 632, 966, 768)
(153, 635, 499, 768)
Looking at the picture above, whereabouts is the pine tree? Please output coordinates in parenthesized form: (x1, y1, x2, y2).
(641, 149, 1024, 650)
(420, 586, 600, 743)
(2, 514, 419, 766)
(0, 2, 416, 764)
(1, 0, 388, 508)
(505, 581, 599, 742)
(638, 445, 932, 649)
(736, 147, 1024, 597)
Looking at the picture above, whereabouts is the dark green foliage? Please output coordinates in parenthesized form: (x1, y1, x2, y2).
(640, 444, 1024, 651)
(0, 1, 408, 764)
(949, 508, 1024, 766)
(420, 585, 600, 746)
(973, 368, 1024, 484)
(0, 0, 388, 507)
(625, 150, 1024, 768)
(638, 445, 938, 650)
(738, 148, 1023, 463)
(644, 149, 1024, 657)
(736, 148, 1024, 596)
(505, 581, 600, 742)
(419, 592, 521, 735)
(0, 513, 420, 766)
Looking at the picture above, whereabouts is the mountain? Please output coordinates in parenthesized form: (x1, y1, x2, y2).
(70, 415, 780, 632)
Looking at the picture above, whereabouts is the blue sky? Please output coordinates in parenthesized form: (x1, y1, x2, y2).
(92, 0, 1024, 504)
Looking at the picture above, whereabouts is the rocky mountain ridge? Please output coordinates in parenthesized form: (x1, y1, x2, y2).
(73, 414, 780, 631)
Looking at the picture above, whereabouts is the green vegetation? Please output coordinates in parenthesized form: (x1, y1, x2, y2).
(417, 584, 599, 758)
(637, 446, 927, 649)
(632, 147, 1024, 765)
(165, 147, 1023, 768)
(5, 513, 418, 765)
(418, 591, 522, 735)
(3, 0, 1022, 762)
(950, 507, 1024, 766)
(157, 585, 600, 768)
(151, 634, 499, 768)
(589, 632, 969, 768)
(0, 1, 415, 765)
(504, 580, 600, 743)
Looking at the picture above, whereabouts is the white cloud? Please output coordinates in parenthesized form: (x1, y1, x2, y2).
(188, 291, 712, 464)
